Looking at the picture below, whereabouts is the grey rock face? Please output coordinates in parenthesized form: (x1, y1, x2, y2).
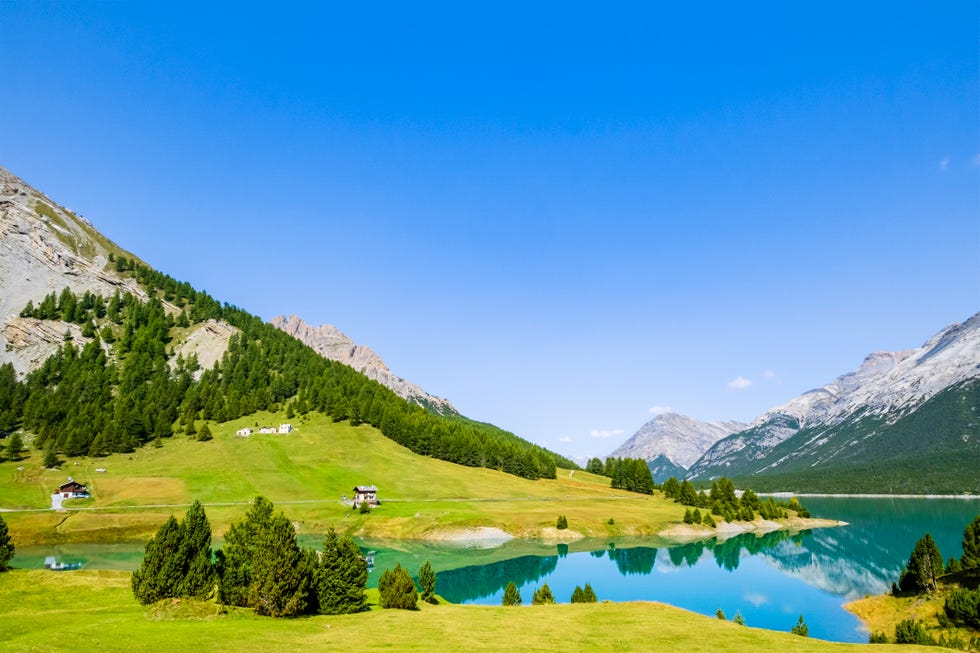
(610, 412, 747, 469)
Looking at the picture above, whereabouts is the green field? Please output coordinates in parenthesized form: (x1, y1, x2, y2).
(2, 412, 688, 546)
(0, 569, 951, 653)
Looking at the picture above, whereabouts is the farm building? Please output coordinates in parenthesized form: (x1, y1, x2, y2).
(57, 478, 89, 499)
(352, 485, 379, 508)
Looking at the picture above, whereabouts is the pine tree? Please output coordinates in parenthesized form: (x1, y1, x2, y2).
(218, 496, 274, 606)
(502, 582, 522, 606)
(716, 608, 726, 620)
(317, 528, 368, 614)
(131, 516, 184, 604)
(791, 614, 809, 637)
(556, 515, 568, 530)
(42, 442, 58, 468)
(418, 560, 437, 605)
(733, 610, 745, 626)
(961, 516, 980, 570)
(378, 564, 418, 610)
(678, 479, 698, 506)
(196, 423, 212, 442)
(5, 432, 23, 461)
(899, 533, 944, 593)
(531, 583, 555, 605)
(662, 476, 680, 499)
(247, 512, 309, 617)
(0, 514, 14, 571)
(582, 582, 597, 603)
(177, 500, 215, 598)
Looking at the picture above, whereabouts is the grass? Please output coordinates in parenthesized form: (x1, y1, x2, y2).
(0, 569, 952, 653)
(1, 411, 689, 546)
(846, 583, 980, 647)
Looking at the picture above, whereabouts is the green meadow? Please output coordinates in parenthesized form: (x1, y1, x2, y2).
(2, 411, 685, 546)
(0, 569, 951, 653)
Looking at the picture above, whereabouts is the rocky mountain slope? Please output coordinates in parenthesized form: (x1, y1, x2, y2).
(688, 313, 980, 492)
(0, 167, 146, 376)
(271, 314, 457, 415)
(609, 412, 746, 480)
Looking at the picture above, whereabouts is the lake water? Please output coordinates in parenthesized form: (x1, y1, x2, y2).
(12, 496, 980, 643)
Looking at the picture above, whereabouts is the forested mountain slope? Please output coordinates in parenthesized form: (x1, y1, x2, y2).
(0, 168, 574, 479)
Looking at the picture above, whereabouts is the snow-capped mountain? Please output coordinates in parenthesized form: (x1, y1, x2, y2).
(610, 412, 747, 471)
(688, 313, 980, 492)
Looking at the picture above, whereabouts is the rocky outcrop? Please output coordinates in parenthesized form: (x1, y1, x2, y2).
(2, 317, 91, 376)
(271, 314, 457, 415)
(610, 412, 746, 471)
(0, 166, 144, 376)
(171, 319, 239, 379)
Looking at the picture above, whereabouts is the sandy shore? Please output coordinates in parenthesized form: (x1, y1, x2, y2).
(657, 516, 843, 543)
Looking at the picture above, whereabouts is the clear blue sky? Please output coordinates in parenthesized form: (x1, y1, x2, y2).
(2, 2, 977, 461)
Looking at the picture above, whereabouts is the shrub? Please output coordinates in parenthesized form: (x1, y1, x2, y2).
(894, 619, 933, 645)
(944, 587, 980, 629)
(378, 564, 418, 610)
(868, 632, 888, 644)
(556, 515, 568, 530)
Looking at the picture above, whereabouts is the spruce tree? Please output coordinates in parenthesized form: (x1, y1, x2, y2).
(5, 432, 23, 461)
(418, 560, 437, 605)
(899, 533, 943, 593)
(791, 614, 809, 637)
(177, 500, 215, 598)
(531, 584, 555, 605)
(196, 423, 212, 442)
(582, 582, 597, 603)
(317, 528, 368, 614)
(218, 496, 274, 606)
(502, 582, 521, 606)
(571, 586, 585, 603)
(0, 514, 14, 571)
(247, 512, 309, 617)
(131, 516, 184, 604)
(678, 479, 698, 506)
(662, 476, 680, 499)
(378, 564, 418, 610)
(961, 516, 980, 570)
(556, 515, 568, 530)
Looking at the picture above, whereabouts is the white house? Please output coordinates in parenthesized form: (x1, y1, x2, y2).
(258, 426, 277, 434)
(236, 428, 253, 437)
(278, 423, 293, 434)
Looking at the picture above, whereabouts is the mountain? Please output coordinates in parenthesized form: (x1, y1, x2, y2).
(609, 412, 746, 481)
(271, 314, 456, 415)
(689, 314, 980, 493)
(0, 166, 567, 479)
(0, 167, 146, 376)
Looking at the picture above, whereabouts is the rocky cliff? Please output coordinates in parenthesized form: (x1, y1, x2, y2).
(610, 412, 746, 471)
(271, 314, 457, 415)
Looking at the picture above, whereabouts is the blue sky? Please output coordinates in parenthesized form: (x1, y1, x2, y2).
(2, 3, 977, 460)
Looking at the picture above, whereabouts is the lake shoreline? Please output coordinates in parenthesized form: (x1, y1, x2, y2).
(760, 492, 980, 499)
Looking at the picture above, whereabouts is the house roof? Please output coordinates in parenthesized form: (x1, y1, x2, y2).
(59, 480, 87, 491)
(353, 485, 378, 493)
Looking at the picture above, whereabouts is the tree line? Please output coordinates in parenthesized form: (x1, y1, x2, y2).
(1, 259, 577, 480)
(661, 476, 809, 524)
(584, 457, 655, 494)
(132, 497, 438, 616)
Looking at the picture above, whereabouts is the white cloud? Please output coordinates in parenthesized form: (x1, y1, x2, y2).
(590, 428, 624, 439)
(744, 592, 768, 607)
(558, 436, 572, 443)
(648, 405, 672, 415)
(940, 156, 950, 171)
(727, 376, 752, 390)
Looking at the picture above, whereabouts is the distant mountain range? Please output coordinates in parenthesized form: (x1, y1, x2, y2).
(611, 314, 980, 492)
(609, 413, 746, 483)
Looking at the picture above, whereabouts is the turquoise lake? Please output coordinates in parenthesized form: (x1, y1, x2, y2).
(12, 496, 980, 643)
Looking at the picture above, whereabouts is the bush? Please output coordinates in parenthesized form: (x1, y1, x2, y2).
(894, 619, 933, 645)
(716, 609, 726, 620)
(0, 514, 13, 571)
(868, 632, 888, 644)
(944, 587, 980, 629)
(556, 515, 568, 530)
(378, 564, 418, 610)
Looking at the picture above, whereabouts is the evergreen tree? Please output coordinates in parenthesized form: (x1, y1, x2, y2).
(177, 500, 215, 598)
(570, 585, 586, 603)
(733, 610, 745, 626)
(582, 582, 597, 603)
(531, 583, 555, 605)
(418, 560, 437, 605)
(5, 432, 23, 461)
(131, 516, 185, 604)
(662, 476, 680, 500)
(961, 515, 980, 569)
(899, 533, 944, 593)
(317, 528, 368, 614)
(791, 614, 809, 637)
(378, 564, 418, 610)
(247, 512, 309, 617)
(678, 479, 698, 506)
(0, 514, 13, 571)
(945, 557, 963, 574)
(196, 423, 213, 442)
(218, 496, 275, 606)
(556, 515, 568, 530)
(42, 442, 58, 468)
(716, 608, 726, 620)
(894, 619, 933, 645)
(585, 457, 605, 475)
(502, 582, 521, 606)
(703, 512, 716, 528)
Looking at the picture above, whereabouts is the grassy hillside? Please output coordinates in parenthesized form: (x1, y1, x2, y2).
(0, 569, 951, 653)
(1, 411, 685, 546)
